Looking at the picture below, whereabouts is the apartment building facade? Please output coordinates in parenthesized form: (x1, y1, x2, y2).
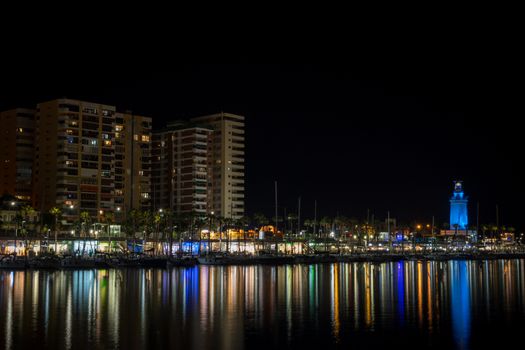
(32, 99, 117, 225)
(152, 122, 212, 216)
(190, 112, 245, 219)
(29, 99, 151, 226)
(0, 108, 36, 202)
(114, 112, 152, 221)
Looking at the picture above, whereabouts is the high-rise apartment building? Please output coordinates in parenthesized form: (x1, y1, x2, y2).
(32, 99, 117, 224)
(152, 122, 212, 216)
(2, 101, 244, 227)
(114, 112, 152, 220)
(30, 99, 151, 226)
(190, 112, 245, 219)
(0, 108, 36, 202)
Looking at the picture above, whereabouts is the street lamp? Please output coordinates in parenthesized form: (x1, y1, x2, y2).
(11, 202, 18, 255)
(208, 211, 214, 254)
(414, 224, 421, 251)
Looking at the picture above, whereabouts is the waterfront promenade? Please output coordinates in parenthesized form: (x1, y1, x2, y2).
(2, 249, 525, 270)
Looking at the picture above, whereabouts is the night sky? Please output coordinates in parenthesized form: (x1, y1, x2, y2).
(1, 64, 522, 229)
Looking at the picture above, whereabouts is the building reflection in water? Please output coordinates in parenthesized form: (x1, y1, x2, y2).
(1, 259, 525, 349)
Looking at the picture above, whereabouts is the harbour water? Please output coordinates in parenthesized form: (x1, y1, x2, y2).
(1, 259, 524, 349)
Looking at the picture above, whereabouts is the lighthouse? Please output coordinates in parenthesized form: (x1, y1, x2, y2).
(449, 181, 468, 230)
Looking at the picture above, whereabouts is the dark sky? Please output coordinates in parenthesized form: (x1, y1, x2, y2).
(0, 64, 522, 229)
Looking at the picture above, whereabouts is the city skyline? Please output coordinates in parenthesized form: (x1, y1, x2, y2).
(0, 64, 521, 229)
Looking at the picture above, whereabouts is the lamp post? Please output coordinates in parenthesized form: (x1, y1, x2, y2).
(11, 201, 17, 255)
(208, 211, 214, 254)
(415, 224, 421, 252)
(69, 205, 75, 238)
(98, 210, 104, 253)
(157, 209, 163, 255)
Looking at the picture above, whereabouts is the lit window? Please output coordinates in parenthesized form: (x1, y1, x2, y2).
(134, 135, 139, 141)
(139, 170, 144, 176)
(90, 139, 98, 146)
(17, 128, 23, 133)
(104, 140, 112, 146)
(141, 192, 150, 199)
(115, 125, 123, 132)
(66, 129, 73, 135)
(141, 135, 150, 142)
(115, 132, 120, 139)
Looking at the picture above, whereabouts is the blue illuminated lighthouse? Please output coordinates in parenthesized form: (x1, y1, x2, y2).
(450, 181, 468, 230)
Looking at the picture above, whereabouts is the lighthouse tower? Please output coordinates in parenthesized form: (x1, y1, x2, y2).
(450, 181, 468, 230)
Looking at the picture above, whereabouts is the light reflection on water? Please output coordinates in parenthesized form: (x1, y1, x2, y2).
(1, 260, 525, 349)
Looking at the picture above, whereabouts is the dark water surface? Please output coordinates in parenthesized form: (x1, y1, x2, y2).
(1, 260, 524, 349)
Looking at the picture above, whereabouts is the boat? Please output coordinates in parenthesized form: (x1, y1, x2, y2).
(0, 254, 27, 269)
(167, 256, 197, 267)
(60, 256, 99, 269)
(198, 253, 236, 265)
(28, 255, 61, 269)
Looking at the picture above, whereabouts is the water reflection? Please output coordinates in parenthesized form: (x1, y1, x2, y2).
(1, 260, 525, 349)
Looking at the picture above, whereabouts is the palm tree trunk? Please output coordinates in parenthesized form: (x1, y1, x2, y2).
(54, 216, 58, 254)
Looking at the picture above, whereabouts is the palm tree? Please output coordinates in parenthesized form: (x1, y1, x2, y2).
(141, 210, 154, 255)
(49, 207, 62, 254)
(303, 219, 315, 238)
(223, 217, 234, 253)
(319, 217, 331, 252)
(193, 214, 207, 255)
(126, 209, 142, 253)
(481, 224, 489, 242)
(19, 205, 35, 255)
(102, 211, 114, 253)
(253, 212, 268, 230)
(239, 215, 251, 253)
(160, 208, 172, 255)
(171, 211, 185, 256)
(205, 212, 215, 254)
(214, 215, 225, 252)
(80, 211, 91, 255)
(286, 213, 297, 237)
(152, 211, 162, 255)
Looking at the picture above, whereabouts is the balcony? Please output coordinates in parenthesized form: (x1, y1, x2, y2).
(231, 149, 244, 156)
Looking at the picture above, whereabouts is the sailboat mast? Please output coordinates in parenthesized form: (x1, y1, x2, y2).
(386, 211, 392, 248)
(275, 181, 278, 234)
(298, 196, 301, 237)
(476, 201, 479, 241)
(314, 200, 317, 238)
